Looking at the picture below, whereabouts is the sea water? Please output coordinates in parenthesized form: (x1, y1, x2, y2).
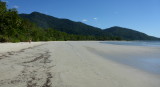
(99, 41, 160, 74)
(101, 41, 160, 47)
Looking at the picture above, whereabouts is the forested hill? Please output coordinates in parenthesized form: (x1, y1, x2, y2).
(19, 12, 102, 36)
(1, 1, 159, 42)
(0, 1, 123, 42)
(19, 12, 159, 40)
(103, 26, 159, 40)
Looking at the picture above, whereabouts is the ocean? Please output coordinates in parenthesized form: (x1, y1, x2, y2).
(101, 41, 160, 47)
(99, 41, 160, 74)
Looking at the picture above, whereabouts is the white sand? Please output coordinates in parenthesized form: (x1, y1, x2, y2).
(0, 41, 160, 87)
(0, 42, 45, 53)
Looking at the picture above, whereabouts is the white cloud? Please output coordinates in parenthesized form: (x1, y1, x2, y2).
(93, 18, 97, 20)
(82, 19, 88, 22)
(13, 5, 19, 9)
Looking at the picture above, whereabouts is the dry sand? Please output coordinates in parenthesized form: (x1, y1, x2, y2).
(0, 41, 160, 87)
(0, 42, 45, 53)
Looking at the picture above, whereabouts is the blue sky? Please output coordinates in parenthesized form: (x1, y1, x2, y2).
(2, 0, 160, 37)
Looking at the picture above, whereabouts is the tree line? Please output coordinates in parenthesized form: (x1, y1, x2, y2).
(0, 2, 122, 42)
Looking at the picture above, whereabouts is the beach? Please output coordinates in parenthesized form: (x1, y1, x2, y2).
(0, 41, 160, 87)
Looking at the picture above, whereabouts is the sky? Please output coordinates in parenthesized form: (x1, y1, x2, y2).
(2, 0, 160, 37)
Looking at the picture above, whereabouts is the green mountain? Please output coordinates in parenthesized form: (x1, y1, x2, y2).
(19, 12, 159, 40)
(103, 26, 159, 40)
(1, 2, 101, 42)
(19, 12, 102, 36)
(1, 1, 158, 42)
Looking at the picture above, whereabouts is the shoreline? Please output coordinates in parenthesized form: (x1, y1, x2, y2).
(87, 42, 160, 74)
(52, 41, 160, 87)
(0, 41, 160, 87)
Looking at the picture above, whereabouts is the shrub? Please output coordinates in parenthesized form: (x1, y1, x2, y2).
(0, 35, 9, 42)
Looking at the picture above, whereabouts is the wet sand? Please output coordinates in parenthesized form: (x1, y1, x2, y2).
(0, 41, 160, 87)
